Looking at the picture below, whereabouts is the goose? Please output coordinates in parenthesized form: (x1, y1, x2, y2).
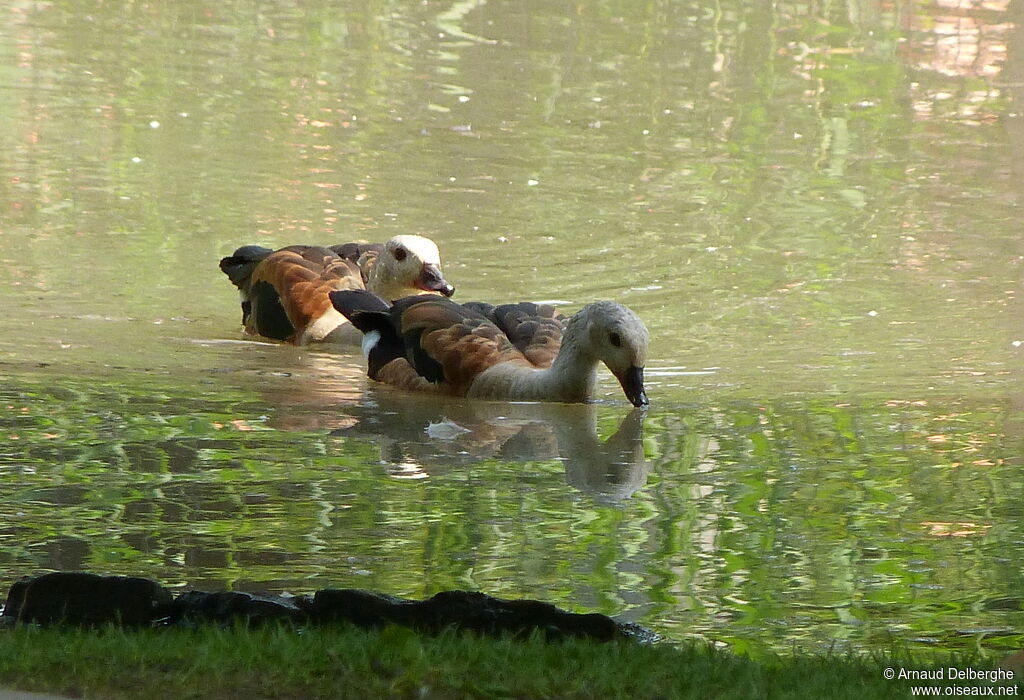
(329, 290, 649, 406)
(219, 235, 454, 345)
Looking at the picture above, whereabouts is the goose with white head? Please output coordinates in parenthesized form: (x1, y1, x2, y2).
(361, 235, 452, 302)
(219, 234, 454, 345)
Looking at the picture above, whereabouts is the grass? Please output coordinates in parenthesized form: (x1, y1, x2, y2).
(0, 623, 1018, 699)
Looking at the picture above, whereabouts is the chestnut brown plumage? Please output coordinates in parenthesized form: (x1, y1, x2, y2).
(331, 291, 649, 407)
(219, 235, 454, 345)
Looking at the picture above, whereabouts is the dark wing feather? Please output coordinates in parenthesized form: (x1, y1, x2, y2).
(220, 245, 276, 326)
(477, 302, 565, 368)
(330, 242, 383, 285)
(396, 298, 524, 394)
(248, 280, 293, 340)
(329, 288, 390, 325)
(460, 301, 496, 318)
(404, 327, 446, 384)
(219, 245, 275, 292)
(329, 290, 404, 379)
(329, 242, 383, 263)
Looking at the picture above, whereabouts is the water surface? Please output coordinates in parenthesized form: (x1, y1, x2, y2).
(1, 1, 1022, 657)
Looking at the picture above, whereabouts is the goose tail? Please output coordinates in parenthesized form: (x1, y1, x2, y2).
(219, 245, 275, 291)
(329, 290, 404, 379)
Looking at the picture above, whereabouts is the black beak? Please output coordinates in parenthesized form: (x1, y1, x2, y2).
(416, 263, 455, 297)
(616, 366, 648, 407)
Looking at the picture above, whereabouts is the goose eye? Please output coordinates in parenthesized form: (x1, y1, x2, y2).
(393, 246, 407, 261)
(608, 331, 622, 347)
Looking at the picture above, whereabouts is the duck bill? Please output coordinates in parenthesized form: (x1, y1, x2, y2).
(615, 365, 648, 407)
(415, 263, 455, 297)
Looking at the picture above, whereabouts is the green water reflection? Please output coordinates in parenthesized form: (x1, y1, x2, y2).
(1, 374, 1022, 656)
(0, 0, 1022, 657)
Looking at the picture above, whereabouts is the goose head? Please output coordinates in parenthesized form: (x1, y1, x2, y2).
(372, 235, 455, 300)
(574, 301, 650, 407)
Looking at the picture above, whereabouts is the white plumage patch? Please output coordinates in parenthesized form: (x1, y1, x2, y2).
(361, 329, 382, 363)
(302, 309, 346, 344)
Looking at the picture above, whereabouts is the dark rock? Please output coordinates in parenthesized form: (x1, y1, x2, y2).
(309, 588, 639, 642)
(415, 590, 507, 634)
(169, 590, 307, 626)
(307, 589, 417, 628)
(2, 572, 172, 626)
(0, 572, 656, 643)
(416, 591, 621, 641)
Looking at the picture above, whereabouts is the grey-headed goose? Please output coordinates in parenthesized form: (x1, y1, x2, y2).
(219, 235, 454, 345)
(329, 291, 649, 406)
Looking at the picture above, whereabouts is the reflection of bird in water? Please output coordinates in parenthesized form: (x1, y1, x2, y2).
(330, 291, 650, 407)
(558, 407, 648, 501)
(330, 396, 650, 502)
(213, 349, 368, 432)
(218, 236, 455, 346)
